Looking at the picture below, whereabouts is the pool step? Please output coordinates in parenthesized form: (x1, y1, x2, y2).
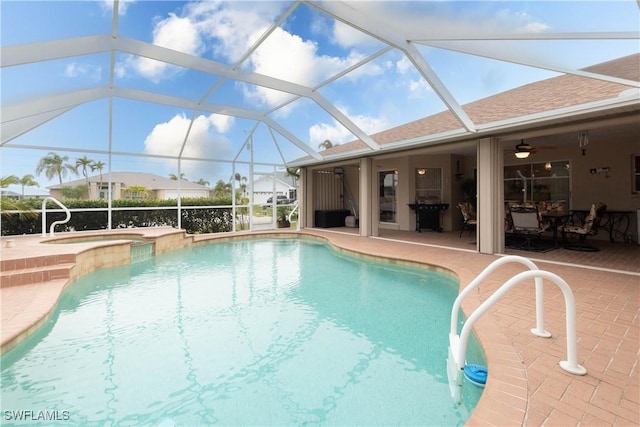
(0, 256, 76, 288)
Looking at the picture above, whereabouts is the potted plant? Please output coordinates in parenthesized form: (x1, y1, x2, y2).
(460, 178, 477, 208)
(277, 206, 290, 228)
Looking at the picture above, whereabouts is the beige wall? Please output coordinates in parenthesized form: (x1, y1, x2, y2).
(505, 136, 640, 213)
(503, 133, 640, 241)
(374, 154, 463, 232)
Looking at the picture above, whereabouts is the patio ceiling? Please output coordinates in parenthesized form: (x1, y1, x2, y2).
(1, 1, 639, 178)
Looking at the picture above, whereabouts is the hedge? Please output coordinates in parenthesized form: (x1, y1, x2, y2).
(0, 197, 248, 236)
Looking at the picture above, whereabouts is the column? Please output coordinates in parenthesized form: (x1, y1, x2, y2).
(477, 137, 505, 254)
(299, 167, 308, 229)
(359, 158, 373, 237)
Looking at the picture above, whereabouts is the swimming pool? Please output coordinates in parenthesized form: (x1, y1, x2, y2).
(1, 238, 484, 425)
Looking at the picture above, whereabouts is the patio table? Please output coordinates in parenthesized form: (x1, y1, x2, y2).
(570, 209, 633, 242)
(541, 212, 572, 247)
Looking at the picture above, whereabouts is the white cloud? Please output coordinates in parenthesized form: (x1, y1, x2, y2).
(394, 56, 432, 98)
(144, 113, 234, 177)
(243, 28, 384, 110)
(332, 20, 379, 49)
(521, 22, 551, 33)
(396, 56, 413, 75)
(407, 78, 431, 99)
(130, 13, 203, 82)
(63, 62, 102, 82)
(309, 108, 390, 146)
(123, 2, 380, 110)
(209, 114, 234, 133)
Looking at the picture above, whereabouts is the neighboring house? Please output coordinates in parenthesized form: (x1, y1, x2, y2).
(48, 172, 211, 200)
(0, 189, 49, 200)
(252, 171, 297, 205)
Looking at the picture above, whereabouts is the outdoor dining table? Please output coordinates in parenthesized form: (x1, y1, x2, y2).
(570, 209, 634, 242)
(541, 211, 572, 247)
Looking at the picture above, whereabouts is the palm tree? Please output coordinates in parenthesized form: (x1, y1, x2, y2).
(36, 152, 77, 185)
(169, 173, 186, 181)
(212, 180, 232, 198)
(241, 176, 248, 197)
(1, 175, 19, 188)
(318, 139, 334, 150)
(0, 175, 36, 220)
(76, 156, 94, 197)
(18, 174, 39, 200)
(91, 161, 105, 183)
(285, 167, 300, 186)
(232, 173, 248, 203)
(124, 185, 148, 199)
(196, 178, 210, 187)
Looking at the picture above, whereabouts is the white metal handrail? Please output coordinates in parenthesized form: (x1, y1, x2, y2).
(448, 256, 586, 404)
(287, 201, 299, 223)
(42, 197, 71, 237)
(450, 255, 550, 339)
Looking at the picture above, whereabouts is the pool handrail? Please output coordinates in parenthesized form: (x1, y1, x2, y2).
(287, 201, 299, 224)
(450, 255, 550, 339)
(448, 256, 586, 404)
(42, 196, 71, 237)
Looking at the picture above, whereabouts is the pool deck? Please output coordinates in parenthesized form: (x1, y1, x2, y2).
(1, 227, 638, 426)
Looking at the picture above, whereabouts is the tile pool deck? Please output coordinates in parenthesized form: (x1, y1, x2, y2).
(1, 227, 638, 426)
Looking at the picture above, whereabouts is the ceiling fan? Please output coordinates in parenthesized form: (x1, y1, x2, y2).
(511, 140, 555, 159)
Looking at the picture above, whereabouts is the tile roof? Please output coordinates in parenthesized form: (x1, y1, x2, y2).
(316, 54, 640, 158)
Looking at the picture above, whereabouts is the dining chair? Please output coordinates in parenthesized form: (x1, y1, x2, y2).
(560, 202, 607, 251)
(457, 202, 477, 237)
(509, 205, 546, 250)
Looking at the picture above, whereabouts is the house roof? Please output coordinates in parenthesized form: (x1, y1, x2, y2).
(304, 53, 640, 162)
(253, 171, 296, 189)
(48, 172, 210, 191)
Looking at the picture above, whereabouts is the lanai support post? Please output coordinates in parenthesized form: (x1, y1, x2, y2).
(477, 137, 505, 254)
(359, 157, 373, 237)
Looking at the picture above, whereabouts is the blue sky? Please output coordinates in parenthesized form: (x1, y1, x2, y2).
(1, 0, 639, 194)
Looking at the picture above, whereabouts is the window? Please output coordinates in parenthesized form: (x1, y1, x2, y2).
(505, 161, 570, 204)
(379, 171, 397, 223)
(98, 185, 110, 199)
(415, 168, 442, 203)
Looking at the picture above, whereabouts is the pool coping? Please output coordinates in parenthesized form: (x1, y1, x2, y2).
(2, 228, 527, 425)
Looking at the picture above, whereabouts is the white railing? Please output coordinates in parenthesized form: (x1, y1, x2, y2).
(288, 201, 299, 224)
(448, 255, 586, 403)
(42, 197, 71, 237)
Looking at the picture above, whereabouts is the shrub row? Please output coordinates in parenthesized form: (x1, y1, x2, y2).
(0, 197, 247, 236)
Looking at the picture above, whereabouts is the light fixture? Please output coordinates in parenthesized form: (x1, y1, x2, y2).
(578, 130, 589, 155)
(545, 162, 552, 170)
(417, 168, 427, 175)
(514, 140, 533, 159)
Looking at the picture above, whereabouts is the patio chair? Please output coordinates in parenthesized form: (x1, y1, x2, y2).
(560, 202, 607, 251)
(457, 202, 477, 237)
(509, 205, 546, 250)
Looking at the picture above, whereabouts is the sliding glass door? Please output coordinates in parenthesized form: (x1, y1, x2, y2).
(379, 170, 398, 223)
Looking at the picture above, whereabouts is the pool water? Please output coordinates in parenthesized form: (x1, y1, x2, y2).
(1, 238, 484, 426)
